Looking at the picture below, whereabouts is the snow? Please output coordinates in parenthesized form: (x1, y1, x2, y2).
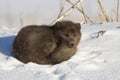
(0, 23, 120, 80)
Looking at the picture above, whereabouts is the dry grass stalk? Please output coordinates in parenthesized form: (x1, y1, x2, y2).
(66, 0, 94, 23)
(78, 0, 87, 23)
(98, 0, 109, 22)
(57, 0, 66, 18)
(116, 0, 119, 22)
(51, 0, 80, 25)
(19, 13, 24, 27)
(110, 10, 116, 22)
(99, 13, 104, 23)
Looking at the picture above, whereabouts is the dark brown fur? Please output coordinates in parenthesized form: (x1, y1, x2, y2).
(12, 21, 81, 64)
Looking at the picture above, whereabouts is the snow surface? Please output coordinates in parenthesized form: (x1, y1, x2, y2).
(0, 23, 120, 80)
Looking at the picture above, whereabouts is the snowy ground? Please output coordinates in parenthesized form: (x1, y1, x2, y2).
(0, 23, 120, 80)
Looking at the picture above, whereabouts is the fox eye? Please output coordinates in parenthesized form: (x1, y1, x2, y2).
(66, 34, 69, 37)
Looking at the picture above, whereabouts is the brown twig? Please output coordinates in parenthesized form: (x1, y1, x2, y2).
(117, 26, 120, 28)
(96, 30, 106, 38)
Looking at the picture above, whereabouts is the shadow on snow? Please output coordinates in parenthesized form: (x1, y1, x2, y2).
(0, 36, 15, 56)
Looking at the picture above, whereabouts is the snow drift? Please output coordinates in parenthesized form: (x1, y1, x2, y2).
(0, 23, 120, 80)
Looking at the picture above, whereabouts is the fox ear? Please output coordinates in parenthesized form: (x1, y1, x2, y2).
(77, 23, 80, 26)
(76, 23, 81, 30)
(53, 21, 63, 29)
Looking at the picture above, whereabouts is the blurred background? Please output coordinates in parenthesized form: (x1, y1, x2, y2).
(0, 0, 119, 28)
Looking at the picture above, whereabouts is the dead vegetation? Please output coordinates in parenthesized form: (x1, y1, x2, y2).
(96, 30, 106, 38)
(51, 0, 120, 25)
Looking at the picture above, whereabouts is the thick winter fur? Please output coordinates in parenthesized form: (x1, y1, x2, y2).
(12, 21, 81, 64)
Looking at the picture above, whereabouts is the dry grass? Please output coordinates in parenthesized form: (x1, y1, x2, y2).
(52, 0, 119, 24)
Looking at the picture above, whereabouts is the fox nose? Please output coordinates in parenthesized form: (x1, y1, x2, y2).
(69, 42, 74, 48)
(71, 43, 74, 47)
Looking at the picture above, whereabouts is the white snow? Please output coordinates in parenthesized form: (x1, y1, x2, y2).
(0, 23, 120, 80)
